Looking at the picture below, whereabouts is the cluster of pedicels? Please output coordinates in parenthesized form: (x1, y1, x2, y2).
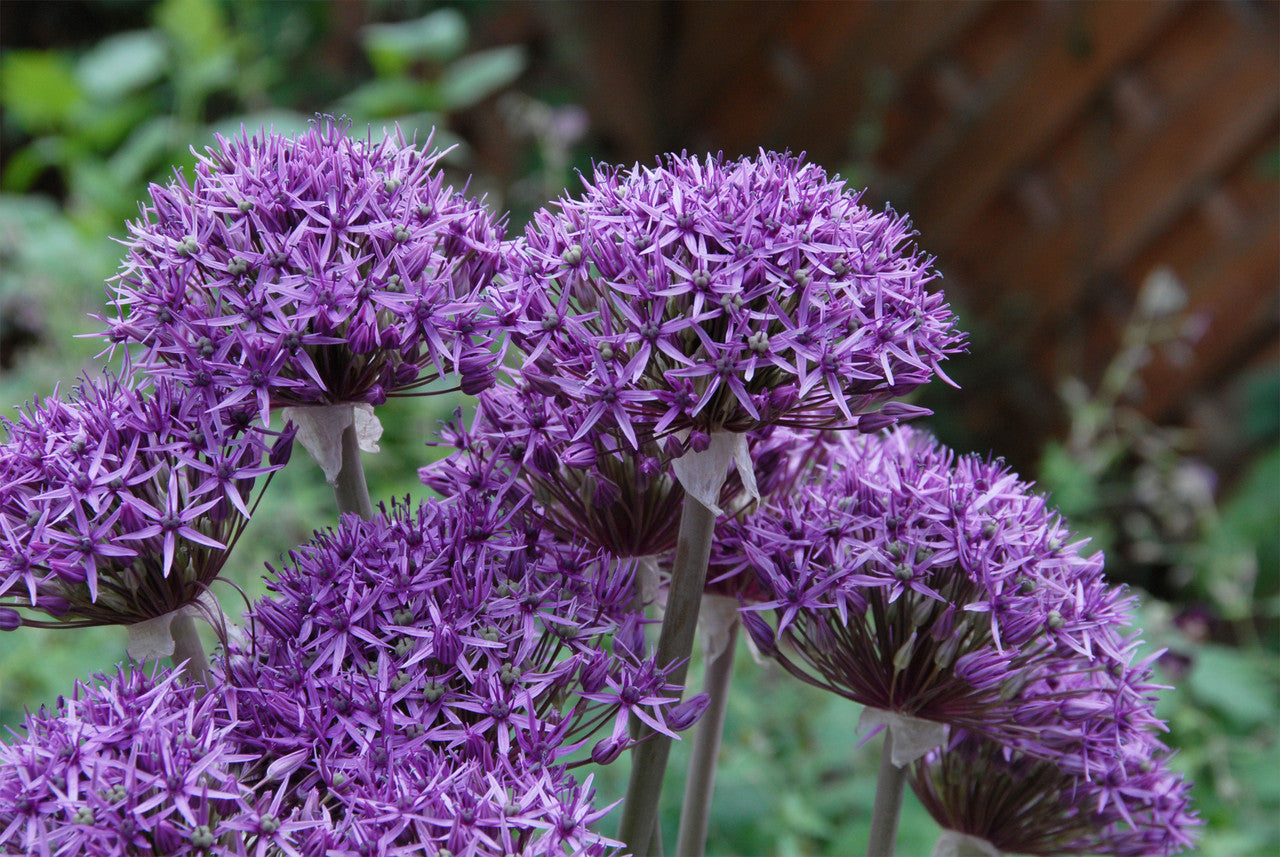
(101, 119, 507, 422)
(722, 425, 1198, 852)
(909, 726, 1196, 856)
(214, 497, 698, 853)
(421, 380, 718, 563)
(0, 372, 288, 639)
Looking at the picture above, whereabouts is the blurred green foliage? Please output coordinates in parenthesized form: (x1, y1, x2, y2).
(1037, 270, 1280, 856)
(2, 3, 1278, 854)
(0, 0, 523, 725)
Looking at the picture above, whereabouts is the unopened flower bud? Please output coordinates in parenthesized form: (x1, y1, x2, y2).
(893, 630, 919, 672)
(0, 608, 20, 632)
(153, 821, 182, 851)
(856, 411, 902, 433)
(270, 428, 296, 468)
(592, 478, 619, 508)
(531, 442, 559, 474)
(590, 734, 629, 765)
(910, 597, 936, 628)
(579, 651, 610, 693)
(459, 349, 498, 396)
(522, 368, 560, 397)
(740, 609, 777, 656)
(933, 630, 964, 670)
(667, 693, 711, 731)
(434, 626, 461, 665)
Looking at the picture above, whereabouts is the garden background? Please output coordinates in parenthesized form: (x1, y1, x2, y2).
(0, 1, 1276, 854)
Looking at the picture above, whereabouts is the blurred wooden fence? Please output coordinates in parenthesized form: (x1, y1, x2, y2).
(479, 0, 1279, 467)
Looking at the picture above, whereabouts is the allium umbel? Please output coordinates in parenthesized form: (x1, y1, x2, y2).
(503, 151, 964, 447)
(0, 665, 625, 857)
(0, 373, 286, 640)
(0, 667, 261, 857)
(101, 118, 507, 422)
(910, 726, 1198, 856)
(221, 499, 694, 799)
(728, 426, 1144, 767)
(423, 380, 756, 560)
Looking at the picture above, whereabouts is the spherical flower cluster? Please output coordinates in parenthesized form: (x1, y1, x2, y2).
(702, 428, 861, 602)
(0, 667, 261, 856)
(219, 497, 697, 845)
(725, 426, 1146, 768)
(267, 749, 622, 857)
(101, 118, 507, 423)
(0, 665, 625, 857)
(502, 150, 963, 445)
(0, 373, 288, 630)
(423, 378, 761, 560)
(909, 725, 1198, 856)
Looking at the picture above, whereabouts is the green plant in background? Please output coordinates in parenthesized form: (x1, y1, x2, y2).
(1038, 267, 1280, 857)
(344, 8, 525, 133)
(0, 0, 528, 404)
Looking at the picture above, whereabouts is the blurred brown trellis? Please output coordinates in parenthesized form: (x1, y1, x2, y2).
(464, 0, 1279, 481)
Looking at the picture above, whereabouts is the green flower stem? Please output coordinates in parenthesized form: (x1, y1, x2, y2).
(618, 495, 718, 857)
(675, 615, 739, 857)
(332, 420, 375, 521)
(169, 613, 212, 694)
(867, 727, 907, 857)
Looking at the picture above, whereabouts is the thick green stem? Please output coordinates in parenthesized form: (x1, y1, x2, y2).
(332, 420, 375, 520)
(169, 614, 212, 695)
(618, 495, 718, 857)
(867, 727, 907, 857)
(675, 616, 739, 857)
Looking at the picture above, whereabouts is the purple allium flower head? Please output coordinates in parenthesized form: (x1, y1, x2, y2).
(501, 151, 964, 444)
(100, 117, 507, 423)
(422, 379, 759, 560)
(702, 427, 861, 602)
(268, 752, 622, 857)
(0, 373, 286, 630)
(910, 725, 1199, 856)
(725, 426, 1145, 767)
(218, 497, 686, 847)
(0, 666, 262, 856)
